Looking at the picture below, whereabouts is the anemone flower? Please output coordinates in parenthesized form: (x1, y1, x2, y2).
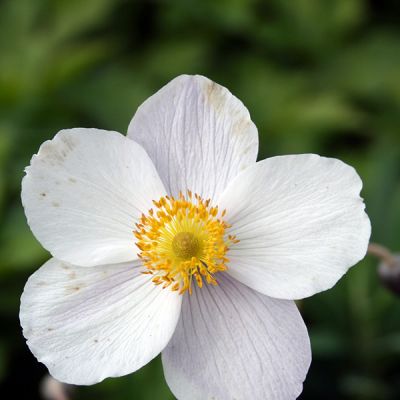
(20, 75, 371, 400)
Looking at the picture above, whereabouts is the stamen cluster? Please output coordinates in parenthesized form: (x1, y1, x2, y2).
(134, 191, 238, 294)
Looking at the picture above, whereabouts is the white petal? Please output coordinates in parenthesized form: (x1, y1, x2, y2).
(127, 75, 258, 200)
(22, 128, 166, 267)
(219, 154, 371, 300)
(20, 258, 182, 385)
(162, 275, 311, 400)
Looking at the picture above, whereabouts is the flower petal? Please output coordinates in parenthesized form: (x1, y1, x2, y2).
(219, 154, 371, 300)
(20, 258, 182, 385)
(22, 128, 166, 267)
(162, 275, 311, 400)
(127, 75, 258, 200)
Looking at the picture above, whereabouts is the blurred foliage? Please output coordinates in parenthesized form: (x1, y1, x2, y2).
(0, 0, 400, 399)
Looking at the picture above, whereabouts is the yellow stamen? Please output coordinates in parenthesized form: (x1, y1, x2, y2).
(134, 191, 238, 294)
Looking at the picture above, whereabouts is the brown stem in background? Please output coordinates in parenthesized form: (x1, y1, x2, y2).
(41, 375, 73, 400)
(368, 242, 397, 268)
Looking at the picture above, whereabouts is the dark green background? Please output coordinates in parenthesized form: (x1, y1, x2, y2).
(1, 0, 400, 399)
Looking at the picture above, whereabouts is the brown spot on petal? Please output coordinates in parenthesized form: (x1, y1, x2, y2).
(204, 80, 226, 114)
(203, 79, 253, 138)
(232, 117, 252, 138)
(39, 141, 55, 157)
(65, 281, 86, 294)
(61, 135, 78, 152)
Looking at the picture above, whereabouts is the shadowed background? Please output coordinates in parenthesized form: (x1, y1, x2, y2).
(1, 0, 400, 399)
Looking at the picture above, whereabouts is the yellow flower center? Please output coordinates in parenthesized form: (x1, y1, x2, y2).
(134, 191, 239, 294)
(172, 232, 200, 259)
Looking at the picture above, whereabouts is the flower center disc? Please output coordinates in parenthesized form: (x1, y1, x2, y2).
(172, 232, 200, 259)
(134, 191, 239, 294)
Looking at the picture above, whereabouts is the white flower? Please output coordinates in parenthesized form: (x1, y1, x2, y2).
(20, 75, 371, 400)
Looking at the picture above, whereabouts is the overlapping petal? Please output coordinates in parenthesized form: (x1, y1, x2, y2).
(218, 154, 371, 300)
(128, 75, 258, 201)
(21, 128, 166, 267)
(162, 274, 311, 400)
(20, 258, 182, 385)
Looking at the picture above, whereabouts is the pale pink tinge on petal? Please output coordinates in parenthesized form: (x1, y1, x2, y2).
(162, 274, 311, 400)
(20, 258, 182, 385)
